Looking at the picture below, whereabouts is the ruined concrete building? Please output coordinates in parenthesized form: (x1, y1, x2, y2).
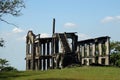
(25, 19, 110, 70)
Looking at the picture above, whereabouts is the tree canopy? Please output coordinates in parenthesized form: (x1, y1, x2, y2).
(0, 58, 17, 71)
(110, 41, 120, 67)
(0, 0, 25, 47)
(0, 0, 25, 26)
(0, 0, 25, 17)
(0, 38, 4, 47)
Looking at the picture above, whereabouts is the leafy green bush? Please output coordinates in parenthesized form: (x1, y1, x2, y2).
(0, 58, 18, 72)
(115, 60, 120, 67)
(1, 66, 17, 72)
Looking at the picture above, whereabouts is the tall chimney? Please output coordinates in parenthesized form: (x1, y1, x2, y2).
(53, 18, 55, 34)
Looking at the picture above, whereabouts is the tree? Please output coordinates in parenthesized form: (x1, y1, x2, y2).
(0, 0, 25, 47)
(0, 58, 9, 70)
(110, 41, 120, 67)
(0, 38, 4, 47)
(0, 58, 17, 71)
(0, 0, 25, 26)
(0, 0, 25, 15)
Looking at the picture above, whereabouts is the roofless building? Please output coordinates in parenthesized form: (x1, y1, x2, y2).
(25, 19, 110, 70)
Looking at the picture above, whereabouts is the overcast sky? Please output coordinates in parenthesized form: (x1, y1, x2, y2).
(0, 0, 120, 70)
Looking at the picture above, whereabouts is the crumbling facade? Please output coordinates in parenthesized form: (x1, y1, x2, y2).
(25, 19, 110, 70)
(77, 37, 110, 66)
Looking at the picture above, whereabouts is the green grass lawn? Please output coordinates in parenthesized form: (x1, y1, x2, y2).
(0, 66, 120, 80)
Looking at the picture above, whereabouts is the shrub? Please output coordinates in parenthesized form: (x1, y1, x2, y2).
(115, 60, 120, 67)
(1, 66, 17, 72)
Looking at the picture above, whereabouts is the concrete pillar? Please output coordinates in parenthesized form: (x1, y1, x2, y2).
(98, 42, 102, 64)
(86, 58, 89, 66)
(26, 44, 28, 54)
(82, 45, 85, 57)
(92, 43, 96, 63)
(28, 44, 30, 54)
(36, 45, 38, 56)
(47, 42, 50, 68)
(26, 60, 28, 70)
(105, 56, 109, 65)
(38, 59, 41, 70)
(35, 59, 38, 70)
(87, 44, 90, 57)
(39, 43, 41, 55)
(31, 43, 35, 70)
(92, 58, 95, 63)
(98, 42, 102, 56)
(51, 39, 54, 55)
(92, 43, 95, 56)
(77, 45, 80, 62)
(105, 38, 110, 65)
(51, 40, 55, 68)
(55, 39, 59, 53)
(52, 57, 55, 69)
(98, 57, 101, 64)
(105, 38, 110, 55)
(82, 59, 84, 65)
(43, 43, 46, 70)
(43, 43, 45, 55)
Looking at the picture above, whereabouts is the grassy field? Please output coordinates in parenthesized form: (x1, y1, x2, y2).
(0, 66, 120, 80)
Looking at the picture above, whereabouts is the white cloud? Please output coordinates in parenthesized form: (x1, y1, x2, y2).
(101, 15, 120, 23)
(12, 27, 24, 33)
(116, 16, 120, 19)
(1, 27, 26, 42)
(77, 33, 91, 40)
(101, 16, 114, 23)
(40, 33, 51, 38)
(64, 22, 77, 28)
(17, 35, 26, 41)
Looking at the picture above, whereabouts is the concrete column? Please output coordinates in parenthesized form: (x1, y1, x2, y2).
(26, 44, 28, 54)
(35, 60, 38, 70)
(53, 38, 56, 54)
(51, 39, 54, 55)
(52, 57, 55, 69)
(28, 44, 30, 54)
(43, 43, 46, 70)
(38, 59, 41, 70)
(98, 57, 101, 64)
(31, 43, 35, 70)
(86, 58, 89, 66)
(47, 42, 50, 68)
(55, 39, 59, 53)
(77, 45, 80, 52)
(36, 45, 38, 56)
(77, 45, 80, 62)
(26, 60, 28, 70)
(43, 43, 45, 55)
(98, 42, 102, 64)
(87, 44, 90, 57)
(98, 42, 102, 56)
(105, 38, 110, 55)
(82, 45, 85, 57)
(82, 59, 84, 65)
(92, 43, 95, 56)
(105, 38, 110, 65)
(105, 56, 109, 65)
(92, 43, 95, 63)
(92, 58, 95, 63)
(39, 43, 41, 55)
